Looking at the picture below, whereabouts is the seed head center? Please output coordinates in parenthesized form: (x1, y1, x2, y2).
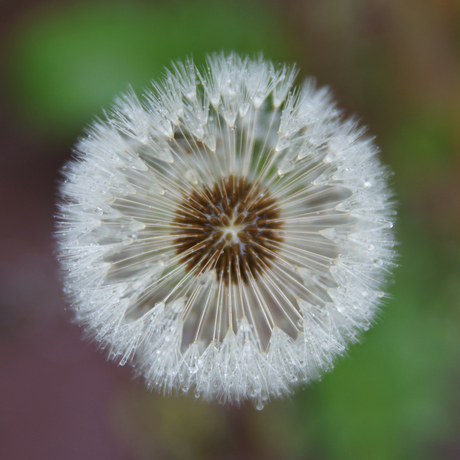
(222, 225, 243, 244)
(173, 176, 284, 285)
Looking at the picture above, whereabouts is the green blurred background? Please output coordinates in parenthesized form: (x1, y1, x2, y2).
(0, 0, 459, 459)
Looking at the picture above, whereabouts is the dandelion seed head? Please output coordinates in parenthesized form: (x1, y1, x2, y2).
(56, 52, 397, 407)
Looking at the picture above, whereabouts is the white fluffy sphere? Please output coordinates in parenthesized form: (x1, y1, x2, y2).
(57, 53, 396, 409)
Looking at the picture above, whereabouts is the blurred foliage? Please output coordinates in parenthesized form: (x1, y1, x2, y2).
(2, 0, 460, 459)
(5, 0, 298, 141)
(387, 109, 456, 194)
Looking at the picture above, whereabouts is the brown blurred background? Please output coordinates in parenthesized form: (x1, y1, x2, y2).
(1, 0, 460, 459)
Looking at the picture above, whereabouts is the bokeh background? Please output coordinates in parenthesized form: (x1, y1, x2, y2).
(1, 0, 459, 459)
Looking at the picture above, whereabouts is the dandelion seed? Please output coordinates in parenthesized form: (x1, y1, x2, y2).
(56, 52, 397, 407)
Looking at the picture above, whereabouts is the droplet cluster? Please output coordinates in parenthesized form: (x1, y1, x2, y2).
(56, 53, 397, 408)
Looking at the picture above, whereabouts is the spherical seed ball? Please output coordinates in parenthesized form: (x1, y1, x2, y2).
(56, 53, 397, 408)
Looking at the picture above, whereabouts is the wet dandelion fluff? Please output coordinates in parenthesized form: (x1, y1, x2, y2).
(57, 53, 396, 408)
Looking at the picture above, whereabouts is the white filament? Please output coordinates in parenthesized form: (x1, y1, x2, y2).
(56, 52, 396, 409)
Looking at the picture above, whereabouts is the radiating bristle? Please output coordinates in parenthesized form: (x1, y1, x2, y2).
(173, 175, 283, 285)
(56, 52, 397, 408)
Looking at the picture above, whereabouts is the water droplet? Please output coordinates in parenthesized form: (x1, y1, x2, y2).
(255, 402, 264, 411)
(185, 169, 200, 184)
(276, 136, 290, 152)
(373, 258, 383, 267)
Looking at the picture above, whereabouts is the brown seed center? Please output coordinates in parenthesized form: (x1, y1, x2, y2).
(173, 175, 283, 285)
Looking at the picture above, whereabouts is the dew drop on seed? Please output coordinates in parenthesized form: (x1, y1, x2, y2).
(373, 259, 383, 267)
(255, 402, 264, 411)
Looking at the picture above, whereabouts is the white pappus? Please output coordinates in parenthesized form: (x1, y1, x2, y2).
(56, 52, 397, 409)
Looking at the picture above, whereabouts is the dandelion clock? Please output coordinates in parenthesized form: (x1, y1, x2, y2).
(57, 53, 396, 409)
